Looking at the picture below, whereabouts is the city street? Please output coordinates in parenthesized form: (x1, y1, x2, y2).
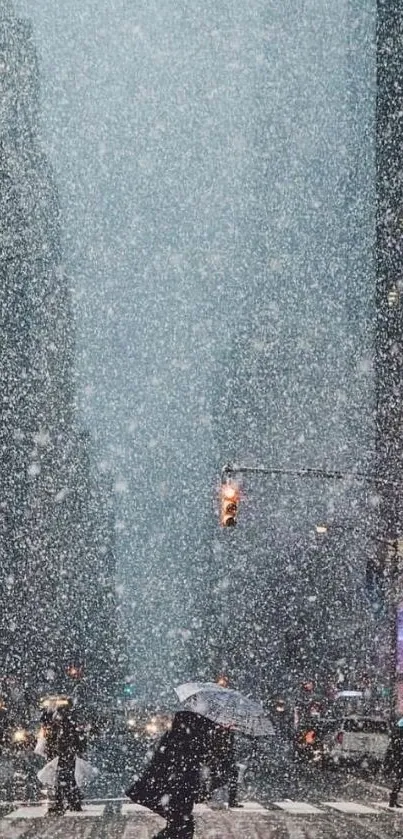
(1, 788, 403, 839)
(1, 766, 402, 839)
(2, 2, 403, 838)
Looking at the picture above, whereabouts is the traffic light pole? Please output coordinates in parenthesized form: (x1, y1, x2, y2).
(388, 541, 399, 721)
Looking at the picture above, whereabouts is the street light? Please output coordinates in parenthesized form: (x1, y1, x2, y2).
(66, 664, 83, 680)
(387, 285, 400, 307)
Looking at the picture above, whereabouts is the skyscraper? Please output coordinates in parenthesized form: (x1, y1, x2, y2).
(374, 0, 403, 710)
(0, 1, 124, 707)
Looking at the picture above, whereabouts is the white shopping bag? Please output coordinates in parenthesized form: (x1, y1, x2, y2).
(237, 762, 247, 785)
(37, 757, 59, 788)
(34, 734, 47, 758)
(37, 756, 98, 789)
(74, 757, 99, 788)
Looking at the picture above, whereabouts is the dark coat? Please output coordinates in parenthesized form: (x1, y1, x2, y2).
(208, 726, 236, 787)
(385, 726, 403, 778)
(44, 708, 86, 766)
(126, 710, 224, 817)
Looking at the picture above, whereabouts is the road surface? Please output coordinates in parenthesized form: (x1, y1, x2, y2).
(1, 780, 402, 839)
(0, 740, 400, 837)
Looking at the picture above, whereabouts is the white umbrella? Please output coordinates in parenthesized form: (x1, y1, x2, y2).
(174, 682, 275, 737)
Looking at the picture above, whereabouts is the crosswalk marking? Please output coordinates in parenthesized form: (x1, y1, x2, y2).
(194, 803, 213, 813)
(324, 801, 380, 814)
(121, 802, 156, 816)
(274, 800, 324, 814)
(65, 804, 105, 818)
(3, 797, 403, 821)
(6, 804, 48, 820)
(122, 825, 154, 839)
(194, 801, 268, 813)
(237, 801, 268, 812)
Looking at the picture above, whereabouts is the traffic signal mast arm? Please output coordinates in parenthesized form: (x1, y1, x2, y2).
(218, 462, 398, 530)
(218, 463, 401, 529)
(221, 462, 397, 486)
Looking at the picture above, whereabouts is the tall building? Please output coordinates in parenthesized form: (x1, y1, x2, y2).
(0, 1, 125, 707)
(374, 0, 403, 711)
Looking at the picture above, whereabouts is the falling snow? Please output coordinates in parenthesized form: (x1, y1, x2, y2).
(1, 0, 402, 825)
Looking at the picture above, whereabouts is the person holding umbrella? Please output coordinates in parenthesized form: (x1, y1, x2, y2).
(125, 681, 273, 838)
(206, 674, 241, 808)
(207, 722, 240, 807)
(126, 709, 222, 838)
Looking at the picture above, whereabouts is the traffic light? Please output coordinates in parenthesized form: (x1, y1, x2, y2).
(66, 664, 83, 680)
(219, 480, 240, 527)
(301, 680, 315, 693)
(122, 681, 136, 699)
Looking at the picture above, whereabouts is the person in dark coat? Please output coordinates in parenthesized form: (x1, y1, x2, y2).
(207, 725, 240, 807)
(42, 699, 86, 814)
(386, 718, 403, 808)
(126, 710, 230, 838)
(0, 700, 8, 753)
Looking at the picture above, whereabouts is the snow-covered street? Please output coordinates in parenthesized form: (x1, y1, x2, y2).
(2, 790, 403, 839)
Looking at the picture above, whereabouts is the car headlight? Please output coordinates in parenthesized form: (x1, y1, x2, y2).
(144, 720, 159, 736)
(144, 715, 172, 736)
(12, 729, 28, 743)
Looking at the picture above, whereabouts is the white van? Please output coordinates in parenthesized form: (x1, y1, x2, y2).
(323, 716, 389, 767)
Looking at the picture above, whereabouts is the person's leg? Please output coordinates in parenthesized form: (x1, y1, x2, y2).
(67, 778, 82, 811)
(167, 813, 195, 838)
(227, 760, 240, 807)
(165, 799, 195, 838)
(389, 773, 403, 807)
(48, 769, 64, 814)
(152, 815, 194, 839)
(64, 763, 83, 811)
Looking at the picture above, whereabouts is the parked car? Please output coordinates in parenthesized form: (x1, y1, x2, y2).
(322, 716, 389, 768)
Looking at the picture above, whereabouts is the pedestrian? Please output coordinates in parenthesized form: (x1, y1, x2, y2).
(208, 673, 241, 807)
(42, 697, 86, 815)
(126, 709, 234, 838)
(0, 698, 8, 752)
(386, 717, 403, 808)
(208, 724, 241, 807)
